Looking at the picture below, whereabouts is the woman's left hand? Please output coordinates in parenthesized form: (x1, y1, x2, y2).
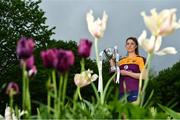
(120, 70, 130, 76)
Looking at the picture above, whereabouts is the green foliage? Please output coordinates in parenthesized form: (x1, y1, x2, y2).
(148, 60, 180, 112)
(0, 0, 55, 79)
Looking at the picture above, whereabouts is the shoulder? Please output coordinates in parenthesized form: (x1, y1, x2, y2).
(118, 56, 127, 65)
(136, 55, 146, 64)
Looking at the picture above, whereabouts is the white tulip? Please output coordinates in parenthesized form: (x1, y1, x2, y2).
(74, 69, 98, 88)
(138, 30, 177, 55)
(86, 10, 108, 39)
(141, 8, 180, 36)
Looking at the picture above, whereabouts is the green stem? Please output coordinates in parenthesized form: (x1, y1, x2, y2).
(22, 62, 31, 117)
(52, 70, 58, 118)
(62, 72, 68, 106)
(94, 38, 104, 104)
(103, 72, 117, 101)
(22, 63, 26, 111)
(57, 73, 63, 118)
(47, 75, 51, 114)
(26, 76, 31, 115)
(140, 53, 153, 106)
(10, 94, 13, 119)
(90, 83, 100, 102)
(80, 58, 85, 72)
(77, 86, 82, 101)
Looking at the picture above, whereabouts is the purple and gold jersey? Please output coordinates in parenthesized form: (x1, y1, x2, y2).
(118, 56, 145, 93)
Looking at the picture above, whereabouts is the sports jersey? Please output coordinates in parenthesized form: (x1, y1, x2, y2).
(118, 56, 145, 93)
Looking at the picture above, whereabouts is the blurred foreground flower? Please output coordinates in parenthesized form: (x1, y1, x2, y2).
(86, 10, 108, 39)
(141, 8, 180, 37)
(21, 56, 37, 76)
(41, 49, 58, 69)
(6, 82, 19, 96)
(16, 37, 35, 59)
(4, 106, 27, 120)
(74, 69, 98, 88)
(138, 30, 177, 55)
(55, 49, 75, 73)
(78, 39, 92, 58)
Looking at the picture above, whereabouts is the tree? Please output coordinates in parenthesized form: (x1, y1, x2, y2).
(148, 60, 180, 112)
(0, 0, 55, 78)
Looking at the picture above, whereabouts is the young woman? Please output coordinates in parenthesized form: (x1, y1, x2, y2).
(110, 37, 146, 102)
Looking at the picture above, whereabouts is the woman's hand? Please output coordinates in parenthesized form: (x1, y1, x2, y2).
(109, 58, 115, 67)
(120, 70, 129, 76)
(120, 70, 140, 80)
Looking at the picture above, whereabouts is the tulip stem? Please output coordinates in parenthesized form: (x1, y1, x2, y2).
(77, 86, 82, 101)
(62, 72, 68, 107)
(47, 75, 51, 114)
(140, 53, 153, 106)
(52, 70, 58, 118)
(9, 93, 13, 119)
(94, 38, 104, 105)
(80, 58, 85, 72)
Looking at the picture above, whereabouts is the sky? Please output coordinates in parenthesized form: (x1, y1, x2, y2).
(39, 0, 180, 72)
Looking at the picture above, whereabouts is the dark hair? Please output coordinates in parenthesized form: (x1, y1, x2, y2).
(126, 37, 139, 55)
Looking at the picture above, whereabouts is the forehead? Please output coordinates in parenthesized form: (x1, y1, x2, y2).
(126, 39, 135, 43)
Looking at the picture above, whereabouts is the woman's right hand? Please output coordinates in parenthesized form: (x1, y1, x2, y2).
(109, 58, 115, 67)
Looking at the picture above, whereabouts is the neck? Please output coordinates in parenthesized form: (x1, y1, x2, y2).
(128, 52, 137, 57)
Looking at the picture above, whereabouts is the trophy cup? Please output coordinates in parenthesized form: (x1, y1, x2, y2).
(103, 47, 116, 71)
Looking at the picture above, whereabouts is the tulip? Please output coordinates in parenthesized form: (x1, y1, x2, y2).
(78, 39, 92, 58)
(55, 49, 75, 73)
(74, 69, 98, 88)
(86, 10, 108, 39)
(6, 82, 19, 96)
(141, 8, 180, 37)
(41, 49, 58, 68)
(16, 37, 35, 59)
(138, 30, 177, 55)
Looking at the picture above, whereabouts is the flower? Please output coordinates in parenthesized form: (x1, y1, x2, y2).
(141, 8, 180, 37)
(41, 49, 58, 68)
(28, 66, 37, 76)
(55, 49, 75, 73)
(6, 82, 19, 96)
(21, 56, 37, 76)
(78, 39, 92, 58)
(86, 10, 108, 39)
(138, 30, 177, 55)
(4, 106, 28, 120)
(74, 69, 98, 88)
(16, 37, 35, 59)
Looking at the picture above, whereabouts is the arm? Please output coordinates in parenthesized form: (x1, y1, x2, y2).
(120, 70, 140, 80)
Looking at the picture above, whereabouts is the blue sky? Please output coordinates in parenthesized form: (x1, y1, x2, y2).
(39, 0, 180, 72)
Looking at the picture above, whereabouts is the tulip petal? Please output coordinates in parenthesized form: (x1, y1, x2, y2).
(155, 47, 177, 56)
(154, 36, 162, 52)
(138, 30, 147, 46)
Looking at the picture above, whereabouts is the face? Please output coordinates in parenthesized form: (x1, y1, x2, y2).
(125, 39, 137, 53)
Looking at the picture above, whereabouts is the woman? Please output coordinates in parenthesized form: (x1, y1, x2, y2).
(110, 37, 146, 102)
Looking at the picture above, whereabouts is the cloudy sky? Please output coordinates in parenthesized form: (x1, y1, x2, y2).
(39, 0, 180, 72)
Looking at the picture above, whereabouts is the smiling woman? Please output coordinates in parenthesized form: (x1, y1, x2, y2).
(110, 37, 146, 102)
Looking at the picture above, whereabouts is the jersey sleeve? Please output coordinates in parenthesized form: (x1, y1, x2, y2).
(138, 57, 146, 72)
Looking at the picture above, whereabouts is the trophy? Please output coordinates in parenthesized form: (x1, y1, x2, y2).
(103, 47, 115, 60)
(99, 46, 121, 84)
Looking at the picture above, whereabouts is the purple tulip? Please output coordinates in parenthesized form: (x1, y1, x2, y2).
(21, 56, 34, 71)
(6, 82, 19, 96)
(41, 49, 58, 69)
(16, 37, 35, 59)
(55, 49, 75, 73)
(20, 55, 37, 76)
(28, 65, 37, 76)
(78, 39, 92, 58)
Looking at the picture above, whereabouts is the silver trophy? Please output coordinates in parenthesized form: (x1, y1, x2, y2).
(103, 47, 115, 60)
(99, 46, 121, 84)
